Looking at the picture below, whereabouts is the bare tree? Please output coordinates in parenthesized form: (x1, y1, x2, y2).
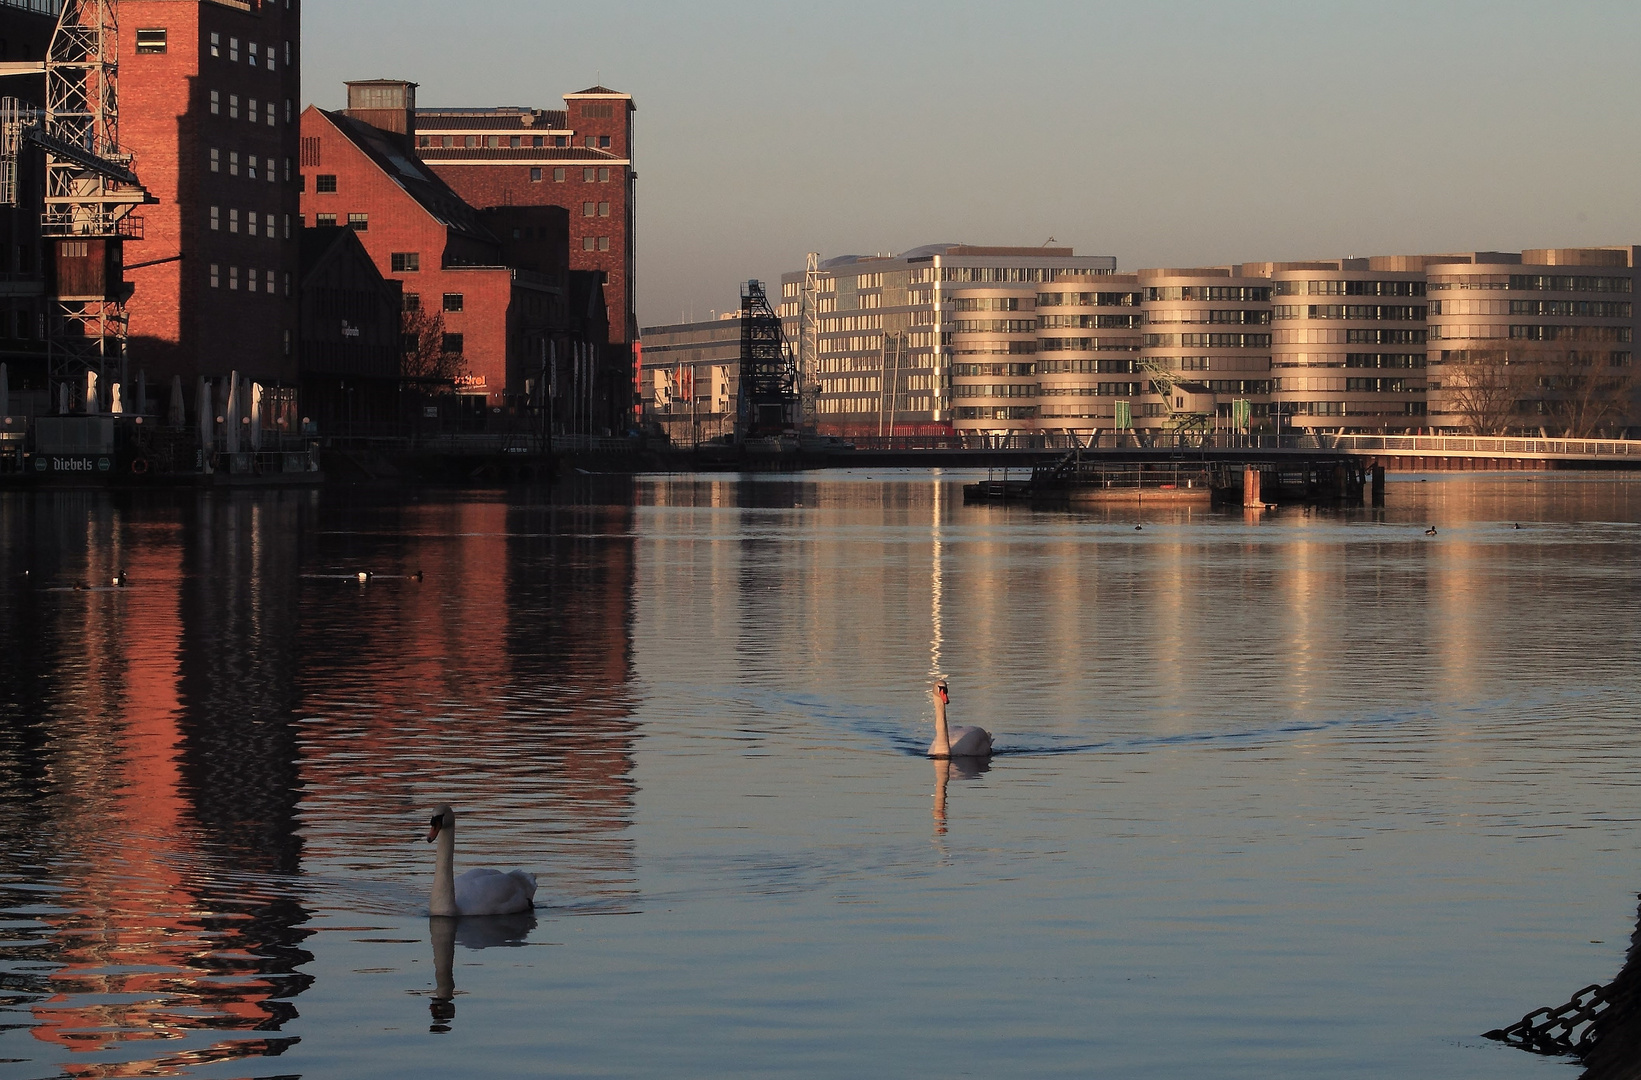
(402, 308, 467, 384)
(1438, 345, 1532, 434)
(1537, 346, 1633, 438)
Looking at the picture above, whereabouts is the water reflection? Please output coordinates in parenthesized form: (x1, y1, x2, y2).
(0, 483, 639, 1078)
(931, 755, 990, 838)
(426, 912, 538, 1033)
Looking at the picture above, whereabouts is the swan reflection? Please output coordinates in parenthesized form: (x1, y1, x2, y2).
(932, 755, 991, 837)
(427, 912, 538, 1033)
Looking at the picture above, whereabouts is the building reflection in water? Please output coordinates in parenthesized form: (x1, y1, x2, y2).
(0, 481, 640, 1077)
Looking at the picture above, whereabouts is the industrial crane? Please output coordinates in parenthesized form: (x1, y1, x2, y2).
(0, 0, 151, 409)
(1137, 356, 1212, 435)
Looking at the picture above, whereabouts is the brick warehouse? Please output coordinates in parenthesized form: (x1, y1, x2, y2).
(119, 0, 302, 407)
(301, 81, 616, 429)
(413, 86, 637, 417)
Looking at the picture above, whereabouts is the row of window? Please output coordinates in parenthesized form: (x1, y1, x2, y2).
(948, 319, 1035, 333)
(1427, 275, 1633, 293)
(420, 133, 613, 150)
(209, 206, 290, 238)
(951, 363, 1035, 377)
(1271, 304, 1427, 321)
(1143, 333, 1272, 348)
(398, 292, 464, 312)
(1036, 291, 1142, 308)
(1144, 308, 1270, 325)
(208, 32, 290, 70)
(949, 296, 1028, 312)
(1146, 286, 1272, 302)
(950, 384, 1038, 398)
(1038, 314, 1142, 329)
(1039, 359, 1137, 374)
(954, 406, 1037, 420)
(210, 148, 287, 182)
(208, 265, 290, 294)
(1272, 279, 1426, 297)
(308, 213, 369, 229)
(581, 201, 611, 218)
(1037, 336, 1142, 351)
(209, 90, 291, 125)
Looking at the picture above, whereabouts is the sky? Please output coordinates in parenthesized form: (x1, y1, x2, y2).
(304, 1, 1641, 329)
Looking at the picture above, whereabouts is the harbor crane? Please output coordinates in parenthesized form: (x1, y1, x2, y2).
(1138, 356, 1213, 435)
(0, 0, 152, 408)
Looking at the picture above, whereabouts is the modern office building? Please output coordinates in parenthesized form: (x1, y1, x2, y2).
(1136, 267, 1273, 431)
(1425, 248, 1638, 435)
(636, 314, 740, 444)
(1033, 274, 1143, 435)
(779, 244, 1116, 437)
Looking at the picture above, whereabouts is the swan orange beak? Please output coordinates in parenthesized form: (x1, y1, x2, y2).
(426, 816, 442, 843)
(937, 686, 949, 704)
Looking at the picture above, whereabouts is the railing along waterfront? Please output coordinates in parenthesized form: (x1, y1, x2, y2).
(846, 432, 1641, 460)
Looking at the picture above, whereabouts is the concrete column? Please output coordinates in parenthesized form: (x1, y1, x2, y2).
(1242, 465, 1261, 507)
(1371, 464, 1385, 506)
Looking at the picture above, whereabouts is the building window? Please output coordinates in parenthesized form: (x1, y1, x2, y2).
(285, 41, 291, 66)
(135, 28, 166, 53)
(248, 98, 257, 122)
(315, 174, 336, 193)
(247, 158, 258, 180)
(229, 266, 239, 290)
(209, 147, 219, 173)
(598, 167, 610, 182)
(228, 36, 238, 62)
(229, 151, 239, 176)
(266, 270, 275, 293)
(465, 135, 477, 148)
(283, 271, 290, 296)
(228, 208, 239, 233)
(284, 329, 291, 355)
(582, 201, 595, 217)
(229, 94, 239, 119)
(391, 252, 420, 272)
(248, 210, 258, 234)
(598, 201, 609, 217)
(403, 293, 420, 311)
(555, 135, 567, 147)
(583, 167, 595, 182)
(246, 268, 256, 293)
(348, 213, 368, 231)
(486, 135, 499, 148)
(442, 333, 463, 354)
(266, 102, 275, 127)
(553, 167, 565, 182)
(531, 136, 543, 147)
(283, 214, 290, 239)
(210, 90, 219, 115)
(598, 236, 610, 252)
(210, 31, 219, 58)
(285, 99, 292, 123)
(599, 135, 610, 149)
(248, 42, 258, 65)
(316, 213, 336, 226)
(284, 157, 292, 181)
(265, 215, 274, 238)
(530, 167, 542, 182)
(266, 42, 275, 70)
(265, 157, 274, 182)
(300, 137, 320, 167)
(584, 136, 594, 148)
(582, 236, 594, 251)
(443, 293, 463, 312)
(210, 205, 219, 230)
(210, 263, 219, 288)
(441, 135, 453, 148)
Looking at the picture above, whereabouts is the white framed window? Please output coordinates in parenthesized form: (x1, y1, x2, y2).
(229, 94, 239, 120)
(210, 263, 219, 288)
(229, 266, 239, 290)
(210, 89, 219, 115)
(228, 208, 239, 233)
(209, 147, 219, 172)
(228, 151, 239, 176)
(228, 36, 238, 62)
(209, 205, 219, 230)
(210, 31, 220, 58)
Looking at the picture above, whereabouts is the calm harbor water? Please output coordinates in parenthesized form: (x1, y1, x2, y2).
(3, 470, 1641, 1078)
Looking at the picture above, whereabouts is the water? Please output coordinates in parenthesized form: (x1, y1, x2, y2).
(3, 471, 1641, 1078)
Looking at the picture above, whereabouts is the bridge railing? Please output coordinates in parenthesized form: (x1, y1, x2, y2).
(1332, 434, 1641, 458)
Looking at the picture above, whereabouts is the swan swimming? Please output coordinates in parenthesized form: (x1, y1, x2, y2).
(928, 678, 993, 759)
(426, 804, 537, 916)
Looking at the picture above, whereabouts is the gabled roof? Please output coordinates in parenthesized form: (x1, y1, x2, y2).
(318, 108, 495, 246)
(300, 225, 396, 292)
(568, 85, 626, 96)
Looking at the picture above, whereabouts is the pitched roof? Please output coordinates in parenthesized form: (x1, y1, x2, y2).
(319, 108, 495, 246)
(568, 85, 625, 96)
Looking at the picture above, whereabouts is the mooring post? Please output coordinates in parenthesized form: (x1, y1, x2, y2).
(1371, 463, 1385, 506)
(1242, 465, 1261, 507)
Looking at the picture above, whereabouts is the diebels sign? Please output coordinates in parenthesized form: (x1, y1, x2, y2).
(33, 456, 111, 473)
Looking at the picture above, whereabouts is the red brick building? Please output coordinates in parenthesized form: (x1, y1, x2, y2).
(118, 0, 301, 404)
(298, 90, 569, 414)
(413, 87, 637, 418)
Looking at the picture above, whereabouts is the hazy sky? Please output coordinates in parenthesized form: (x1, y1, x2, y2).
(305, 1, 1641, 328)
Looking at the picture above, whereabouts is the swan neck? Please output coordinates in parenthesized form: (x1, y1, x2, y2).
(431, 825, 457, 916)
(932, 693, 950, 756)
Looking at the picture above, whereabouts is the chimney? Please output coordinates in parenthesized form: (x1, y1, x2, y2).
(344, 79, 418, 152)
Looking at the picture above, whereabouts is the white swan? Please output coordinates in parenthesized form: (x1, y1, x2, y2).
(426, 805, 537, 916)
(928, 678, 993, 758)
